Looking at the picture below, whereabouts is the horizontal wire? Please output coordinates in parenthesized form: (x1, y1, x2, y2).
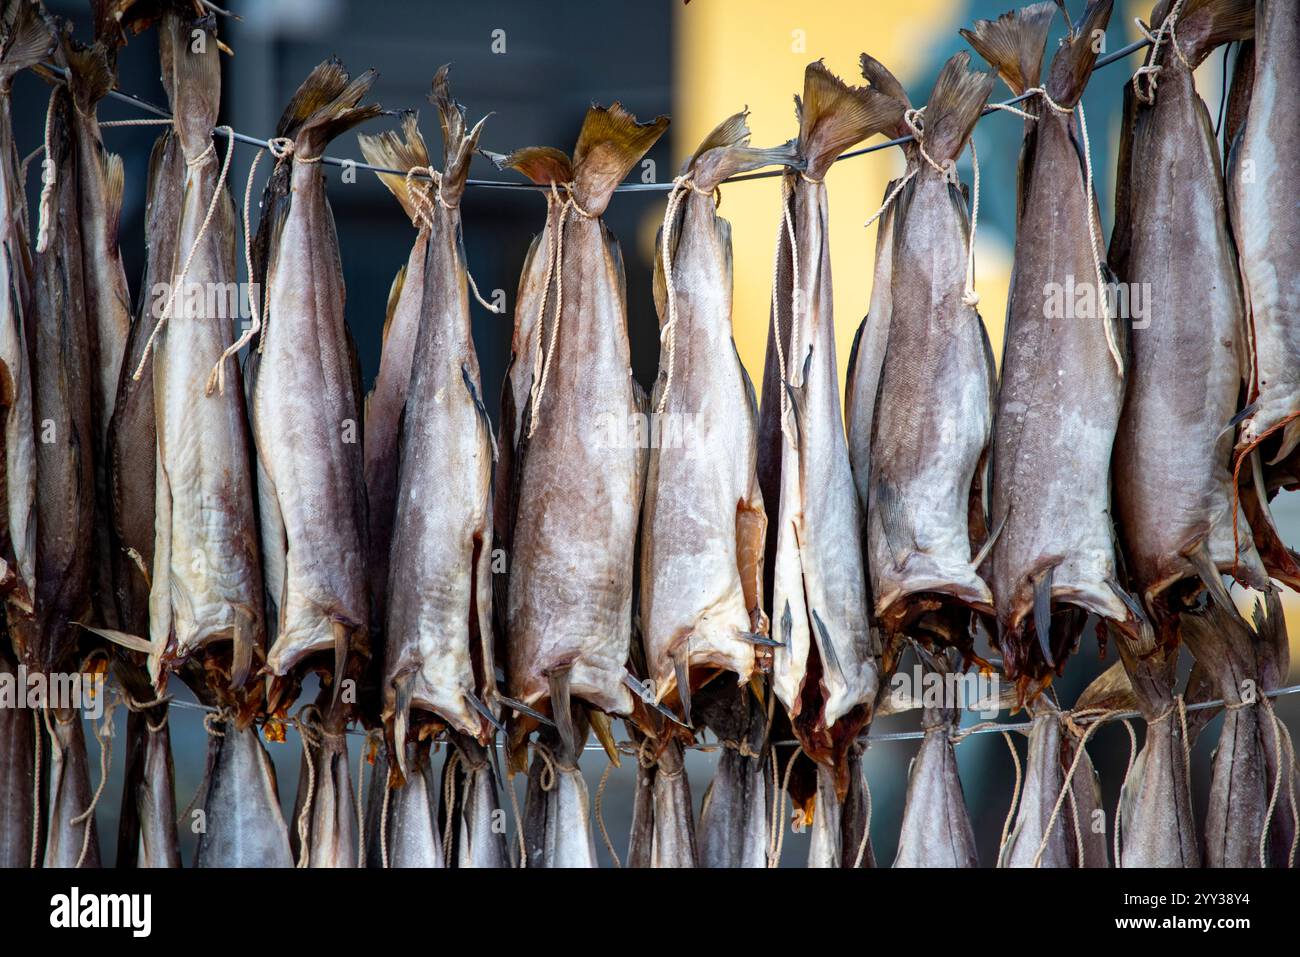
(43, 34, 1152, 195)
(107, 680, 1300, 750)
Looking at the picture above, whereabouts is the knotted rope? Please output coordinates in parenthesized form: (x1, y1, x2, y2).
(34, 88, 59, 254)
(1133, 0, 1192, 105)
(401, 165, 503, 315)
(294, 705, 324, 868)
(654, 173, 715, 416)
(594, 760, 622, 868)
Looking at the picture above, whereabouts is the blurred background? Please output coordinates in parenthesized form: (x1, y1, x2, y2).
(10, 0, 1297, 866)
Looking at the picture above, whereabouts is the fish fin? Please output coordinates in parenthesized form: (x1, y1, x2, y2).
(1045, 0, 1114, 108)
(685, 109, 800, 190)
(391, 670, 415, 782)
(0, 0, 54, 81)
(1108, 79, 1139, 281)
(547, 666, 579, 762)
(429, 64, 488, 206)
(380, 264, 406, 346)
(858, 53, 913, 137)
(734, 339, 759, 421)
(75, 623, 153, 655)
(330, 619, 349, 706)
(920, 52, 996, 165)
(1171, 0, 1255, 66)
(1033, 565, 1055, 668)
(230, 606, 254, 689)
(781, 601, 793, 650)
(461, 363, 495, 447)
(159, 10, 221, 149)
(972, 509, 1006, 569)
(59, 37, 115, 115)
(796, 59, 903, 178)
(277, 58, 382, 156)
(739, 632, 784, 648)
(570, 102, 669, 215)
(873, 474, 912, 565)
(960, 2, 1057, 95)
(465, 690, 506, 737)
(1073, 660, 1136, 712)
(588, 709, 620, 767)
(357, 112, 431, 223)
(811, 609, 843, 681)
(1181, 537, 1247, 628)
(100, 149, 125, 248)
(673, 646, 692, 726)
(481, 146, 573, 186)
(497, 694, 555, 727)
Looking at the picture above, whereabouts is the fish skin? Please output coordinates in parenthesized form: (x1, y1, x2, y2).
(0, 0, 46, 625)
(893, 650, 978, 867)
(42, 708, 100, 868)
(998, 710, 1071, 867)
(289, 712, 358, 868)
(115, 706, 180, 868)
(373, 72, 498, 744)
(501, 104, 668, 718)
(866, 55, 997, 639)
(1231, 0, 1300, 462)
(149, 12, 264, 685)
(639, 112, 787, 714)
(250, 61, 379, 678)
(194, 720, 293, 867)
(523, 733, 599, 868)
(1115, 639, 1200, 868)
(759, 62, 899, 777)
(627, 748, 656, 868)
(973, 1, 1130, 680)
(362, 740, 446, 868)
(452, 736, 508, 868)
(695, 682, 771, 868)
(0, 647, 36, 867)
(647, 738, 698, 867)
(1111, 4, 1265, 608)
(29, 84, 94, 674)
(807, 748, 873, 868)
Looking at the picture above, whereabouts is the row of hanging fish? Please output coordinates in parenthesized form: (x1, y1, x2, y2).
(1, 0, 1297, 868)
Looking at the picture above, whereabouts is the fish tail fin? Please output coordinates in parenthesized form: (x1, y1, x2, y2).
(1157, 0, 1255, 67)
(357, 112, 431, 223)
(379, 263, 407, 345)
(429, 64, 488, 207)
(570, 102, 669, 216)
(959, 2, 1058, 96)
(1045, 0, 1114, 107)
(797, 59, 903, 179)
(100, 148, 124, 248)
(159, 9, 222, 156)
(59, 36, 115, 116)
(682, 109, 800, 190)
(0, 0, 54, 82)
(858, 53, 913, 139)
(277, 58, 382, 158)
(481, 145, 573, 187)
(919, 52, 996, 166)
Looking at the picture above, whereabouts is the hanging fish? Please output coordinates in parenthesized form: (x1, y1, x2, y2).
(193, 717, 294, 867)
(964, 0, 1133, 687)
(695, 682, 771, 868)
(639, 110, 790, 724)
(755, 59, 899, 814)
(490, 103, 668, 866)
(289, 700, 358, 868)
(862, 53, 997, 653)
(363, 737, 446, 868)
(42, 707, 100, 868)
(806, 742, 873, 868)
(623, 733, 697, 868)
(1109, 0, 1263, 620)
(522, 722, 599, 868)
(0, 645, 37, 867)
(0, 0, 47, 628)
(893, 648, 979, 867)
(447, 733, 508, 868)
(359, 69, 500, 781)
(1231, 0, 1300, 468)
(243, 59, 380, 698)
(113, 686, 179, 869)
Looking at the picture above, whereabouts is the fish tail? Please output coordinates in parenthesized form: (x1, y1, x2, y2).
(797, 59, 903, 178)
(429, 64, 489, 207)
(681, 109, 799, 190)
(858, 53, 913, 139)
(920, 52, 996, 166)
(58, 35, 115, 117)
(959, 2, 1058, 96)
(482, 145, 574, 187)
(0, 0, 54, 82)
(276, 58, 382, 157)
(158, 9, 222, 155)
(1044, 0, 1114, 108)
(1154, 0, 1254, 67)
(570, 102, 669, 215)
(357, 113, 431, 223)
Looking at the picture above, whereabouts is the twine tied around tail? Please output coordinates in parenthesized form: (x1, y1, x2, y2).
(402, 166, 503, 316)
(654, 173, 716, 416)
(1133, 0, 1192, 105)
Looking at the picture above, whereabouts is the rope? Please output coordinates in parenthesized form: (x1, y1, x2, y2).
(72, 707, 113, 869)
(767, 745, 801, 868)
(850, 758, 873, 869)
(1030, 707, 1118, 868)
(441, 749, 462, 863)
(294, 706, 323, 869)
(357, 730, 380, 869)
(1260, 696, 1298, 868)
(30, 709, 41, 868)
(34, 87, 58, 254)
(863, 168, 917, 230)
(1133, 0, 1191, 105)
(654, 174, 711, 416)
(131, 126, 236, 381)
(533, 740, 559, 791)
(1113, 718, 1137, 868)
(594, 760, 622, 868)
(401, 165, 502, 315)
(505, 770, 527, 868)
(767, 174, 801, 442)
(379, 775, 392, 869)
(526, 183, 594, 438)
(998, 731, 1023, 858)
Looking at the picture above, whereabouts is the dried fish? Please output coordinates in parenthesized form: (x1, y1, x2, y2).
(966, 0, 1132, 685)
(289, 703, 358, 868)
(492, 104, 667, 748)
(756, 60, 899, 803)
(245, 60, 379, 688)
(893, 648, 978, 867)
(861, 53, 997, 650)
(1110, 0, 1262, 615)
(522, 723, 598, 868)
(695, 681, 771, 868)
(114, 693, 179, 868)
(639, 111, 791, 723)
(0, 645, 37, 867)
(359, 70, 499, 772)
(1231, 0, 1300, 465)
(193, 717, 294, 867)
(807, 743, 873, 868)
(43, 707, 100, 867)
(362, 738, 446, 868)
(448, 734, 508, 868)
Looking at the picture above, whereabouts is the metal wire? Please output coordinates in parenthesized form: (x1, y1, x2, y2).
(43, 34, 1152, 194)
